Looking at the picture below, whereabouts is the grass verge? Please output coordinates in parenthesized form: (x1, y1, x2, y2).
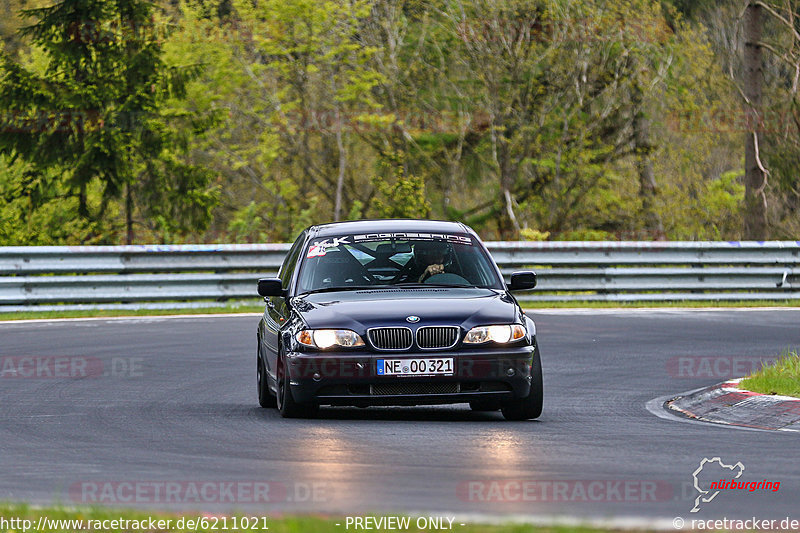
(740, 350, 800, 398)
(521, 300, 800, 309)
(0, 299, 798, 321)
(0, 503, 654, 533)
(0, 305, 264, 321)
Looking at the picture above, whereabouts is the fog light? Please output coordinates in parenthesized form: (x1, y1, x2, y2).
(312, 372, 322, 381)
(506, 368, 516, 377)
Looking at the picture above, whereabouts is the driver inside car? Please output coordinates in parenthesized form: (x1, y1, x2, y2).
(402, 240, 453, 283)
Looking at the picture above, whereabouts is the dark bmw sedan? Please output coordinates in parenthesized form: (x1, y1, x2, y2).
(256, 219, 542, 420)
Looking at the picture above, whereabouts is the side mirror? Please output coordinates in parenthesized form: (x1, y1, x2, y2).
(508, 271, 537, 291)
(258, 278, 285, 297)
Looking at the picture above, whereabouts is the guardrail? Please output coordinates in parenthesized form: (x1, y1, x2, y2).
(0, 241, 798, 310)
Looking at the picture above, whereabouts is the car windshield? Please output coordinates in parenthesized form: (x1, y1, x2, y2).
(296, 233, 503, 294)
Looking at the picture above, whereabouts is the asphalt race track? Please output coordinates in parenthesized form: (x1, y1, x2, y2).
(1, 309, 799, 523)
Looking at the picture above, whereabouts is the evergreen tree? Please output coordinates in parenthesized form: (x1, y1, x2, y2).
(0, 0, 217, 243)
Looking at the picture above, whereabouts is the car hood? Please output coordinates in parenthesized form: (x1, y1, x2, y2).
(292, 288, 518, 332)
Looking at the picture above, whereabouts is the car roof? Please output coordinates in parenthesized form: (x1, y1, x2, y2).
(307, 219, 474, 238)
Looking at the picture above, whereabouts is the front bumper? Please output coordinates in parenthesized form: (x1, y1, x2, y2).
(284, 345, 535, 406)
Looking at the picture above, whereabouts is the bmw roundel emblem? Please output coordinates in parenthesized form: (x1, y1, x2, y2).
(406, 315, 421, 323)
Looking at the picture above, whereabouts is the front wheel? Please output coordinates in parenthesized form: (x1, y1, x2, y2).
(257, 356, 277, 408)
(276, 354, 318, 418)
(501, 347, 543, 421)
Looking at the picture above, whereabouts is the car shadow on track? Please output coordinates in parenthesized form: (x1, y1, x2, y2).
(248, 405, 542, 423)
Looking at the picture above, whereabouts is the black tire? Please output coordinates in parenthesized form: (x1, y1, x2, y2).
(469, 400, 501, 411)
(257, 355, 277, 408)
(276, 353, 318, 418)
(501, 346, 543, 421)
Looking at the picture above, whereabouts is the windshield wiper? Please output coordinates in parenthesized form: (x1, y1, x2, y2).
(392, 282, 480, 289)
(299, 283, 485, 296)
(298, 285, 392, 296)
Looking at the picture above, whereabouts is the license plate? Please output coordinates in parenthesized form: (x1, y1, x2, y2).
(377, 358, 454, 376)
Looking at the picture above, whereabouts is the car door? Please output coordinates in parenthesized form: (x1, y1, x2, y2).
(262, 232, 306, 381)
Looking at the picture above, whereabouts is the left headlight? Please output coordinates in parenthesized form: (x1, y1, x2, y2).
(463, 324, 526, 344)
(296, 329, 365, 349)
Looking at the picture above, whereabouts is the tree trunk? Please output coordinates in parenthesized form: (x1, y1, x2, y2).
(490, 112, 520, 240)
(632, 85, 664, 239)
(332, 74, 346, 221)
(333, 118, 346, 221)
(743, 1, 768, 239)
(78, 183, 88, 219)
(126, 182, 134, 245)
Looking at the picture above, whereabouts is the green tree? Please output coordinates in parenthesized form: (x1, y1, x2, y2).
(1, 0, 49, 58)
(232, 0, 383, 221)
(0, 0, 217, 243)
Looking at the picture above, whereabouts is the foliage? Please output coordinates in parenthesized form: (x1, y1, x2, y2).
(0, 0, 216, 244)
(740, 350, 800, 398)
(371, 174, 431, 219)
(0, 154, 104, 244)
(227, 200, 268, 243)
(519, 228, 550, 241)
(3, 0, 795, 244)
(558, 229, 617, 241)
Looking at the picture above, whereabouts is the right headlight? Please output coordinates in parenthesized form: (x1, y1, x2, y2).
(463, 324, 526, 344)
(296, 329, 365, 349)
